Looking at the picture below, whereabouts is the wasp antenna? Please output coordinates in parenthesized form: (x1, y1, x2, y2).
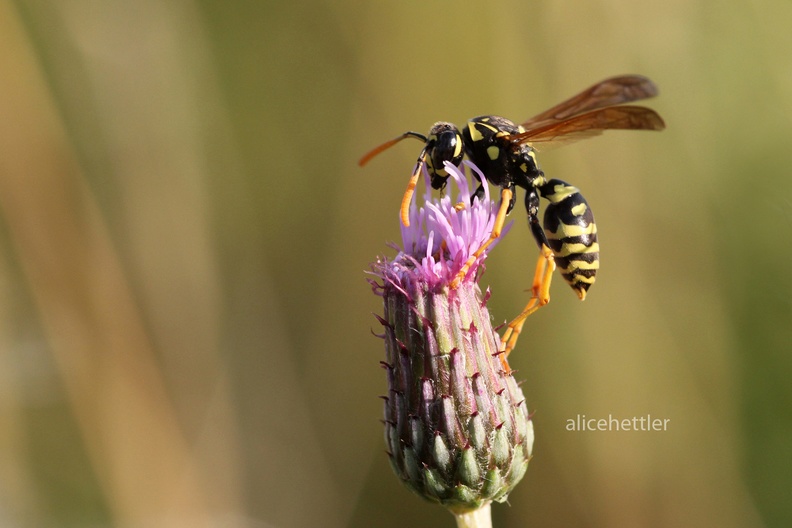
(399, 147, 428, 227)
(358, 131, 427, 167)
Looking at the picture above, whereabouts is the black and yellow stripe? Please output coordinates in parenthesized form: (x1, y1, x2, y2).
(463, 116, 542, 190)
(539, 179, 599, 299)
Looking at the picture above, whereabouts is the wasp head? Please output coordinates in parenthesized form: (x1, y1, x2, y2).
(426, 122, 463, 190)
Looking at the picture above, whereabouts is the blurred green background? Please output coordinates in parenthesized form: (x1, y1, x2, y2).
(0, 0, 790, 527)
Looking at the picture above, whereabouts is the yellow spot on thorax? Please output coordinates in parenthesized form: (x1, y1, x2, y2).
(467, 122, 484, 142)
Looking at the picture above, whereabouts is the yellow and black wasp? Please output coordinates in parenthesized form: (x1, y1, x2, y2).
(359, 75, 665, 356)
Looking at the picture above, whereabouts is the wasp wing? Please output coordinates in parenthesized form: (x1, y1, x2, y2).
(521, 75, 660, 130)
(509, 106, 665, 150)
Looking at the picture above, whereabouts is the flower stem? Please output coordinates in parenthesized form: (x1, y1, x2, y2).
(453, 504, 493, 528)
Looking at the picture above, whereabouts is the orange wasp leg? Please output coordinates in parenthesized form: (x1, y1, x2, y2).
(500, 244, 555, 358)
(399, 150, 428, 227)
(449, 187, 513, 289)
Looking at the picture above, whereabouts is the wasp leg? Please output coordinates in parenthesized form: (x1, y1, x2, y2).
(400, 147, 429, 227)
(498, 186, 555, 357)
(500, 244, 555, 357)
(449, 186, 514, 289)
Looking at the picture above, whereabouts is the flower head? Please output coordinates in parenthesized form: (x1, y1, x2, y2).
(393, 161, 512, 289)
(369, 161, 533, 515)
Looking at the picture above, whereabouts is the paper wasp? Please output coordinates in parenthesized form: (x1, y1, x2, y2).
(360, 75, 665, 356)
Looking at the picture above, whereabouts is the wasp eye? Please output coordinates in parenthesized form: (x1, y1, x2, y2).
(431, 130, 463, 170)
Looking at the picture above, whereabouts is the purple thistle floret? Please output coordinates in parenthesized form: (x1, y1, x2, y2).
(393, 161, 512, 289)
(369, 161, 532, 514)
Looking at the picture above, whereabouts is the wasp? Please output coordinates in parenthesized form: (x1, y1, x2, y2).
(359, 75, 665, 357)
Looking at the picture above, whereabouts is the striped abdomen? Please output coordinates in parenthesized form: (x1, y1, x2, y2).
(540, 179, 599, 300)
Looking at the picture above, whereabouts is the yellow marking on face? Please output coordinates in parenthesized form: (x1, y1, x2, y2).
(453, 138, 462, 157)
(487, 145, 500, 160)
(571, 202, 588, 216)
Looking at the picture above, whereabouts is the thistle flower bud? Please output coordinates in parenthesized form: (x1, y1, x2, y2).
(370, 162, 533, 515)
